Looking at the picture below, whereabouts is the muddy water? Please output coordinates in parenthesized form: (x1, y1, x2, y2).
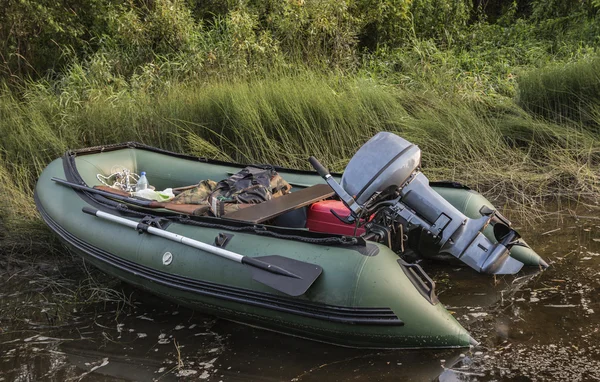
(1, 211, 599, 381)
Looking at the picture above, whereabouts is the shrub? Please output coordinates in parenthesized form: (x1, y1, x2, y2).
(355, 0, 472, 49)
(0, 0, 110, 81)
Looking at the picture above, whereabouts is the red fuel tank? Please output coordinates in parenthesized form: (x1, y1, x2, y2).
(307, 200, 366, 236)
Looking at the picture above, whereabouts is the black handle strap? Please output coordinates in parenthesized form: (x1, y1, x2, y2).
(308, 156, 329, 178)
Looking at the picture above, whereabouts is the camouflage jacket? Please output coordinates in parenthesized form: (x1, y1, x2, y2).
(170, 166, 291, 216)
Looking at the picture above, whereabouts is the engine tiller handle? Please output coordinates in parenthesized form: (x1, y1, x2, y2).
(308, 156, 329, 178)
(308, 156, 363, 216)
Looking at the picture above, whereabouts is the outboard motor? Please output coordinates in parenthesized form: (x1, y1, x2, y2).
(309, 132, 524, 274)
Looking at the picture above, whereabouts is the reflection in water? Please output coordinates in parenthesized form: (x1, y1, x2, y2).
(1, 287, 464, 381)
(1, 210, 599, 381)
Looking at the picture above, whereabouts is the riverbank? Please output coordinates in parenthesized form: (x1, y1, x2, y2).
(2, 70, 599, 254)
(1, 1, 599, 263)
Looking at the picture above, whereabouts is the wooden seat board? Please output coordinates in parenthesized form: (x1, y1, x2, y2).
(222, 183, 335, 224)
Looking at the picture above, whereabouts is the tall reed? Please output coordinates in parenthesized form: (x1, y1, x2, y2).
(517, 57, 600, 128)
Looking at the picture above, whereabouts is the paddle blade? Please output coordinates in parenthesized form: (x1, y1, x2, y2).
(250, 255, 323, 296)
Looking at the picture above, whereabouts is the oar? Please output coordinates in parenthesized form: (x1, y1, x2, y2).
(81, 207, 323, 296)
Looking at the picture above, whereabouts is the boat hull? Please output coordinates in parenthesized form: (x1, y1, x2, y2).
(34, 142, 543, 348)
(35, 152, 475, 349)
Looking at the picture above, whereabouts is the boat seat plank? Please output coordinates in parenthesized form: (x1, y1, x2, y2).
(222, 183, 335, 224)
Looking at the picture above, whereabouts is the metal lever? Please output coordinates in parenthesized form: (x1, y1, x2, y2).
(308, 156, 363, 216)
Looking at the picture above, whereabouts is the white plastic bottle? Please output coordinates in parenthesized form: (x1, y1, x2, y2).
(136, 171, 149, 191)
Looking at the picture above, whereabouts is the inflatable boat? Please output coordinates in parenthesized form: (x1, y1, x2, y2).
(34, 133, 546, 348)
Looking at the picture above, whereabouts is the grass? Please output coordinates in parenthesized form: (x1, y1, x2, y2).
(2, 14, 600, 254)
(0, 250, 131, 332)
(1, 71, 599, 252)
(517, 56, 600, 127)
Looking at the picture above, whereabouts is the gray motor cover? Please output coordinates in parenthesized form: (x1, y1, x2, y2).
(341, 132, 421, 205)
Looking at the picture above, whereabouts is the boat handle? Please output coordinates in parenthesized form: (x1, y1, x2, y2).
(398, 259, 438, 304)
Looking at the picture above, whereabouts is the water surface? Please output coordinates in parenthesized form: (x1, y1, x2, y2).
(1, 209, 599, 381)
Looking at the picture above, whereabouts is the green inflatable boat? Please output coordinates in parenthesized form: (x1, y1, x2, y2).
(35, 135, 546, 349)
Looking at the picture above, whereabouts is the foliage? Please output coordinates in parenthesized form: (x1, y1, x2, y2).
(3, 0, 597, 88)
(0, 0, 481, 81)
(530, 0, 597, 20)
(0, 0, 111, 81)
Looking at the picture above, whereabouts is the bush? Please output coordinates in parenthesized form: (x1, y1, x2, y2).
(0, 0, 110, 82)
(531, 0, 597, 20)
(355, 0, 472, 49)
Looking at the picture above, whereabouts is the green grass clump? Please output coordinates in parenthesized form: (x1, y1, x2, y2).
(517, 57, 600, 127)
(0, 161, 55, 254)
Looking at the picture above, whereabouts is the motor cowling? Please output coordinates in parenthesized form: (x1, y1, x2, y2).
(338, 132, 524, 274)
(342, 133, 421, 206)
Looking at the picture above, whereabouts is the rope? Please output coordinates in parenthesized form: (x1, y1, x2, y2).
(96, 166, 139, 192)
(177, 217, 359, 246)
